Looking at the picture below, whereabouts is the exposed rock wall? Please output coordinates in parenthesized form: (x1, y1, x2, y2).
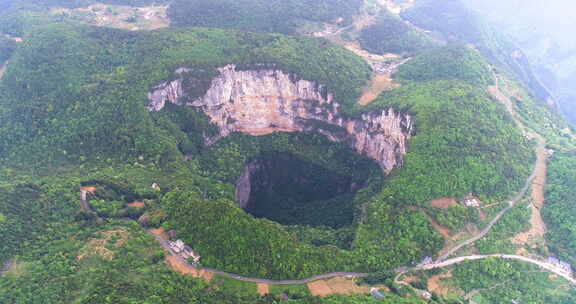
(147, 64, 414, 174)
(235, 159, 260, 210)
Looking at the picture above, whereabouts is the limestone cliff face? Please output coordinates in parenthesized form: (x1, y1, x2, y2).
(147, 64, 414, 174)
(235, 159, 260, 210)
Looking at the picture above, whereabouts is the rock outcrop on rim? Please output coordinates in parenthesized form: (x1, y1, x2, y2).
(147, 64, 413, 174)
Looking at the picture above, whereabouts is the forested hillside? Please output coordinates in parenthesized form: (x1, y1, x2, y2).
(167, 0, 363, 34)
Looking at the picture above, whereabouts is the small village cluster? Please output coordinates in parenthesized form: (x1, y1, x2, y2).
(547, 257, 573, 276)
(169, 239, 201, 265)
(461, 193, 480, 207)
(418, 256, 434, 267)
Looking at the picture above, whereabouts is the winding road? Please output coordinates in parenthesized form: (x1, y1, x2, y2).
(147, 230, 369, 285)
(436, 135, 546, 262)
(419, 254, 576, 285)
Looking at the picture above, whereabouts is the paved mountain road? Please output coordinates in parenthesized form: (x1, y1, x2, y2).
(419, 254, 576, 285)
(147, 230, 369, 285)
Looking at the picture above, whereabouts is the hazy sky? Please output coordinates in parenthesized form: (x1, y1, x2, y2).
(465, 0, 576, 47)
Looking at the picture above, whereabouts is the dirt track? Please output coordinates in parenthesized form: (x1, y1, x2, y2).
(489, 72, 549, 245)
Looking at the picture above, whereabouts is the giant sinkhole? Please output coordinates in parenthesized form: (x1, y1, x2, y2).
(148, 65, 411, 229)
(234, 151, 380, 229)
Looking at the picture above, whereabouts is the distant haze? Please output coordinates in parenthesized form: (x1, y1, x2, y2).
(466, 0, 576, 49)
(464, 0, 576, 121)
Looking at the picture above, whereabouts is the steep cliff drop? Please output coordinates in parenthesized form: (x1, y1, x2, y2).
(147, 64, 414, 174)
(234, 152, 363, 227)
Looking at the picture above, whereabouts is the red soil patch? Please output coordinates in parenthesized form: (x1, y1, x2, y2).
(150, 227, 169, 240)
(80, 186, 97, 193)
(430, 197, 457, 209)
(307, 277, 375, 297)
(127, 201, 145, 208)
(165, 254, 213, 282)
(428, 215, 452, 240)
(151, 227, 213, 282)
(427, 271, 463, 297)
(357, 73, 400, 105)
(511, 145, 548, 245)
(257, 283, 269, 296)
(307, 280, 333, 297)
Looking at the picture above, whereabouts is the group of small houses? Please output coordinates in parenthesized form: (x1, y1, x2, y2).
(460, 193, 481, 207)
(547, 257, 573, 276)
(168, 239, 201, 265)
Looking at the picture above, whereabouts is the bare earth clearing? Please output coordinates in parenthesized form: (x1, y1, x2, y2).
(149, 228, 213, 282)
(430, 197, 458, 209)
(308, 277, 372, 297)
(77, 228, 130, 261)
(127, 201, 145, 208)
(257, 283, 269, 296)
(427, 215, 452, 241)
(307, 280, 333, 297)
(427, 271, 463, 297)
(311, 5, 407, 106)
(489, 72, 549, 246)
(358, 73, 400, 105)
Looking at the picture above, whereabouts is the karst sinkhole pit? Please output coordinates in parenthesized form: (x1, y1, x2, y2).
(234, 152, 379, 229)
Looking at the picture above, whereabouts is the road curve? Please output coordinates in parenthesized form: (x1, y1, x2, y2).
(436, 70, 548, 262)
(436, 140, 544, 262)
(420, 254, 576, 285)
(147, 230, 369, 285)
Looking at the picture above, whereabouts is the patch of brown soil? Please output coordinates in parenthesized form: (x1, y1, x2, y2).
(307, 280, 333, 297)
(257, 283, 269, 296)
(511, 146, 547, 245)
(427, 271, 463, 297)
(127, 201, 145, 208)
(150, 227, 169, 240)
(488, 72, 548, 247)
(165, 254, 213, 282)
(358, 73, 400, 105)
(80, 186, 97, 193)
(352, 14, 376, 32)
(343, 42, 399, 62)
(151, 227, 213, 282)
(428, 215, 452, 240)
(307, 277, 376, 297)
(430, 197, 458, 209)
(78, 228, 130, 260)
(403, 275, 419, 284)
(324, 277, 371, 295)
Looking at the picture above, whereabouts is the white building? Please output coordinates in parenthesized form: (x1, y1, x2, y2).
(169, 239, 201, 265)
(547, 257, 572, 275)
(461, 193, 481, 207)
